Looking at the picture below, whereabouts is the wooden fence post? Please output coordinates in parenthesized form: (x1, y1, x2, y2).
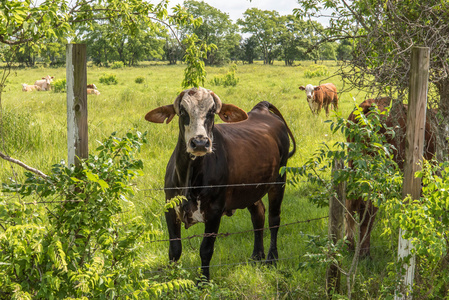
(395, 46, 430, 300)
(66, 44, 88, 167)
(326, 158, 346, 297)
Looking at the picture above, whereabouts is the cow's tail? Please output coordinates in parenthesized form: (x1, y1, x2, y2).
(266, 102, 296, 158)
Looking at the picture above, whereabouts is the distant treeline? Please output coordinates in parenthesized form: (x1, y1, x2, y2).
(8, 1, 352, 68)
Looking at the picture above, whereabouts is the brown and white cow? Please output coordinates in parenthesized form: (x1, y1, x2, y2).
(22, 83, 41, 92)
(87, 84, 97, 90)
(34, 75, 54, 91)
(145, 87, 296, 280)
(345, 97, 437, 257)
(299, 83, 338, 116)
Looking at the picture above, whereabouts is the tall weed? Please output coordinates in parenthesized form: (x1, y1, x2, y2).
(0, 109, 42, 154)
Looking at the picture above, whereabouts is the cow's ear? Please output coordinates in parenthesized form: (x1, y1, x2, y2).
(145, 105, 176, 124)
(314, 86, 321, 91)
(218, 103, 248, 123)
(298, 86, 305, 90)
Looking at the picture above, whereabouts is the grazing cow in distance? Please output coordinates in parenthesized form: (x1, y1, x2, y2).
(87, 88, 100, 95)
(87, 83, 97, 90)
(345, 97, 437, 257)
(34, 75, 54, 91)
(22, 83, 41, 92)
(145, 87, 296, 280)
(298, 83, 338, 116)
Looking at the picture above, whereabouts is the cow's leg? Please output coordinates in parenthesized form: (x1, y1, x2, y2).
(247, 200, 265, 260)
(266, 184, 286, 264)
(359, 200, 378, 258)
(325, 103, 330, 117)
(200, 216, 221, 281)
(345, 198, 377, 258)
(165, 208, 182, 262)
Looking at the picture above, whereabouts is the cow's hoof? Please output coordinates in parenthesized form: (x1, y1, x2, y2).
(250, 253, 265, 261)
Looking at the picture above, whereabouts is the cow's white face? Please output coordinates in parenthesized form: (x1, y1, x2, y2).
(304, 84, 315, 101)
(302, 84, 318, 113)
(145, 87, 248, 157)
(176, 88, 221, 157)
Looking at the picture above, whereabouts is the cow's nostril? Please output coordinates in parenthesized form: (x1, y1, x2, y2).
(205, 140, 210, 148)
(190, 140, 197, 149)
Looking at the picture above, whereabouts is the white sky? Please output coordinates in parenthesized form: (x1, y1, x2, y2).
(168, 0, 302, 22)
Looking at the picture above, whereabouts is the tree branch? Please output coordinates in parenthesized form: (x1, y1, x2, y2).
(0, 151, 48, 179)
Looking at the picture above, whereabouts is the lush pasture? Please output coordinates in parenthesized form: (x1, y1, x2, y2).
(1, 61, 393, 298)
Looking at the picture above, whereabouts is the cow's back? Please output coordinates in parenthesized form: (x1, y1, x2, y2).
(214, 102, 291, 209)
(321, 83, 337, 104)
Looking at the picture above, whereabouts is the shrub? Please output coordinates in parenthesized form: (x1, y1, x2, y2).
(135, 76, 145, 84)
(110, 61, 124, 69)
(52, 78, 66, 93)
(99, 73, 118, 85)
(0, 131, 195, 298)
(304, 64, 329, 78)
(210, 64, 239, 87)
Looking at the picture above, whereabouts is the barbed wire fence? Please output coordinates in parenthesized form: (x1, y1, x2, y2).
(4, 179, 335, 276)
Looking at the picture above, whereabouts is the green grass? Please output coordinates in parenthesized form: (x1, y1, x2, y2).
(0, 61, 396, 298)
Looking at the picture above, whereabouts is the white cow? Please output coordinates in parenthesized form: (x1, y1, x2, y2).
(34, 75, 54, 91)
(22, 83, 42, 92)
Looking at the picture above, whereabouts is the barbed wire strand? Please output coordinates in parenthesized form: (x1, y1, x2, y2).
(149, 216, 329, 243)
(11, 180, 314, 206)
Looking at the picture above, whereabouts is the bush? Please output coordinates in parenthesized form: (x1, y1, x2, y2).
(210, 64, 239, 87)
(135, 76, 145, 84)
(304, 64, 329, 78)
(99, 73, 118, 85)
(110, 61, 124, 69)
(52, 78, 66, 93)
(0, 131, 195, 298)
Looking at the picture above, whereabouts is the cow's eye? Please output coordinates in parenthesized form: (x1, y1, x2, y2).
(179, 106, 186, 116)
(207, 110, 215, 118)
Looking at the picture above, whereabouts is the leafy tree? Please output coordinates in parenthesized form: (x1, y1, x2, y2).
(238, 8, 282, 65)
(277, 15, 304, 66)
(336, 39, 353, 61)
(295, 0, 449, 158)
(276, 16, 329, 65)
(183, 0, 240, 66)
(239, 35, 260, 64)
(164, 37, 184, 64)
(13, 42, 36, 67)
(320, 42, 337, 61)
(77, 23, 117, 66)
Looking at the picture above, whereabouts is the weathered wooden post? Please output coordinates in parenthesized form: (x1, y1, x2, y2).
(395, 46, 430, 300)
(66, 44, 88, 166)
(326, 158, 346, 297)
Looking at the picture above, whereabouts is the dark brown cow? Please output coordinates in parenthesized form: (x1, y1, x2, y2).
(298, 83, 338, 116)
(145, 87, 296, 280)
(346, 97, 437, 257)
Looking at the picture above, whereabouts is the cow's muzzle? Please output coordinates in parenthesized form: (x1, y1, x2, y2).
(188, 136, 211, 156)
